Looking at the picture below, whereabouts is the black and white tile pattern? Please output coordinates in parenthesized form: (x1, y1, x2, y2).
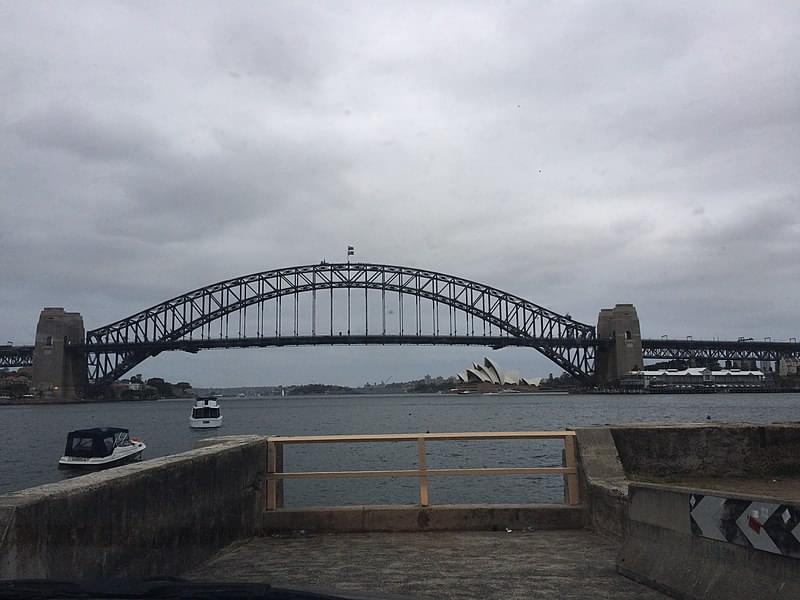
(690, 493, 800, 558)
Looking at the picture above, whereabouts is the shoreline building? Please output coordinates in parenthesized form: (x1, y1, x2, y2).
(621, 367, 765, 392)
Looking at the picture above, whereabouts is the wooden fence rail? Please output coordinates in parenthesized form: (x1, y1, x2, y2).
(266, 431, 579, 511)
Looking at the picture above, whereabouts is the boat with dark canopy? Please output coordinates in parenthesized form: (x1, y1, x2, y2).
(58, 427, 146, 470)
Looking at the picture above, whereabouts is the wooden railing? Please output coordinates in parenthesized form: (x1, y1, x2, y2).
(266, 431, 580, 510)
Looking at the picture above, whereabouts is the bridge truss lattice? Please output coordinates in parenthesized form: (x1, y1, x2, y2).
(86, 263, 597, 385)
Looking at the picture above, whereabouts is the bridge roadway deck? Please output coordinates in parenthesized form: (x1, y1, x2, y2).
(185, 530, 667, 599)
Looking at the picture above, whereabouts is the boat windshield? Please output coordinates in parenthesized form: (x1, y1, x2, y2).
(66, 434, 114, 458)
(67, 436, 99, 457)
(114, 431, 132, 447)
(192, 407, 220, 419)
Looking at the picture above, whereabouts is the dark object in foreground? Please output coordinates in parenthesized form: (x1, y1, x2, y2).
(0, 579, 415, 600)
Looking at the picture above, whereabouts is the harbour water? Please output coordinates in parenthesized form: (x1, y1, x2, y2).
(2, 392, 798, 504)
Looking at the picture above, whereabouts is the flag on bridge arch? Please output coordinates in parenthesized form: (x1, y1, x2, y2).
(347, 245, 354, 256)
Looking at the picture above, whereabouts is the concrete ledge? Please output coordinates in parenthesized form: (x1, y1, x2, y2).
(0, 436, 267, 580)
(631, 478, 800, 505)
(618, 483, 800, 599)
(610, 423, 800, 479)
(262, 504, 585, 533)
(572, 427, 629, 539)
(193, 434, 266, 449)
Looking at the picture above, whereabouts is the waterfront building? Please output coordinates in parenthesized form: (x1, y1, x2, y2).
(621, 367, 765, 391)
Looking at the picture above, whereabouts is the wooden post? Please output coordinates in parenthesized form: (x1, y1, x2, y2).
(417, 436, 429, 507)
(563, 435, 580, 505)
(267, 440, 278, 511)
(274, 441, 284, 509)
(275, 444, 284, 508)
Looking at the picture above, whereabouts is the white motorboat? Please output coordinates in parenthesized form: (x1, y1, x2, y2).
(58, 427, 146, 470)
(190, 397, 223, 429)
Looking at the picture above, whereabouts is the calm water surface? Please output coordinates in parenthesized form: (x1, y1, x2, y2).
(2, 392, 798, 504)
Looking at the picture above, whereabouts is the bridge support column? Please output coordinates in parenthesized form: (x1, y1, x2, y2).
(31, 308, 87, 401)
(596, 304, 643, 386)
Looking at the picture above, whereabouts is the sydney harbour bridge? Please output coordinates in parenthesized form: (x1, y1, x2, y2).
(2, 262, 799, 399)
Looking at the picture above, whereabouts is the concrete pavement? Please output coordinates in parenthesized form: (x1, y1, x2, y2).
(186, 530, 668, 599)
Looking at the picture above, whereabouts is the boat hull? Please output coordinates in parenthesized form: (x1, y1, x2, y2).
(189, 416, 223, 429)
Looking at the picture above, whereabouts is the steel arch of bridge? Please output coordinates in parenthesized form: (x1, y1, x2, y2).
(86, 263, 596, 385)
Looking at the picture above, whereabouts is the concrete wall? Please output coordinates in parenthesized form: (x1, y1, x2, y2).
(573, 424, 800, 598)
(618, 483, 800, 600)
(573, 423, 800, 537)
(0, 436, 266, 580)
(572, 427, 629, 539)
(610, 423, 800, 479)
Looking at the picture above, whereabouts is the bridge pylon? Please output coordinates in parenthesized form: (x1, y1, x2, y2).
(596, 304, 643, 385)
(31, 308, 87, 401)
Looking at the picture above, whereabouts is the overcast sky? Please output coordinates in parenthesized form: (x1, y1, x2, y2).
(1, 1, 798, 387)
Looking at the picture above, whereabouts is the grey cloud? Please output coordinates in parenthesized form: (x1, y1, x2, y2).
(9, 107, 164, 163)
(1, 1, 799, 386)
(210, 6, 344, 88)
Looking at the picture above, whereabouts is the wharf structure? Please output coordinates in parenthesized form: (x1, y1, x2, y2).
(621, 367, 766, 392)
(2, 424, 800, 598)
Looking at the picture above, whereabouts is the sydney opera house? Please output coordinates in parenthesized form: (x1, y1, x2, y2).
(456, 357, 539, 387)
